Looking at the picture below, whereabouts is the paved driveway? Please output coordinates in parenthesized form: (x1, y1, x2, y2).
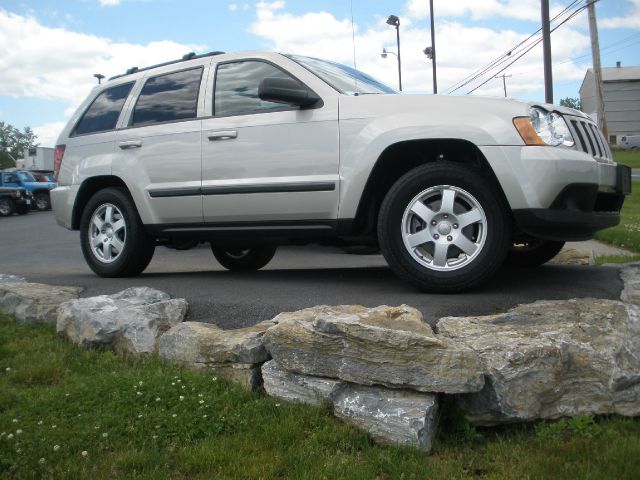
(0, 211, 623, 328)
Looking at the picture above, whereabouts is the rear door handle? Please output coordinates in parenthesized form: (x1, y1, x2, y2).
(208, 130, 238, 141)
(119, 140, 143, 149)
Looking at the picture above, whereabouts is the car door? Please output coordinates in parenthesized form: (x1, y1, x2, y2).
(113, 62, 209, 225)
(200, 57, 339, 224)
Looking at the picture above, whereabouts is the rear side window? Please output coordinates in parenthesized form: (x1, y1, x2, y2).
(73, 82, 133, 136)
(131, 67, 203, 126)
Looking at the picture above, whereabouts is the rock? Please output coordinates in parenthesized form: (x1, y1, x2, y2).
(437, 298, 640, 425)
(263, 305, 484, 393)
(0, 274, 26, 283)
(262, 360, 343, 406)
(333, 384, 438, 452)
(620, 263, 640, 305)
(159, 319, 277, 390)
(548, 248, 594, 265)
(0, 282, 82, 325)
(57, 287, 187, 355)
(262, 360, 439, 452)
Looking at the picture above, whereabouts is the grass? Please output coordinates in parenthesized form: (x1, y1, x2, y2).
(613, 149, 640, 169)
(1, 313, 640, 479)
(596, 181, 640, 253)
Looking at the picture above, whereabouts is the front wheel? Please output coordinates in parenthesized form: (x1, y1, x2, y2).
(211, 245, 277, 271)
(378, 163, 511, 293)
(34, 193, 51, 211)
(0, 198, 15, 217)
(505, 238, 565, 267)
(80, 188, 155, 277)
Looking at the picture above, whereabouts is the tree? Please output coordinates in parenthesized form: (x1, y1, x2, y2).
(0, 122, 39, 169)
(559, 97, 582, 111)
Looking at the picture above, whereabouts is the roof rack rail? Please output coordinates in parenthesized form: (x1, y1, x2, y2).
(109, 51, 225, 81)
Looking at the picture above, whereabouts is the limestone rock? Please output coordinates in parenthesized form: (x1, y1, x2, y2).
(0, 282, 82, 325)
(57, 287, 187, 355)
(620, 263, 640, 305)
(334, 384, 438, 452)
(263, 305, 484, 393)
(438, 298, 640, 425)
(262, 360, 343, 406)
(0, 274, 26, 283)
(159, 319, 277, 390)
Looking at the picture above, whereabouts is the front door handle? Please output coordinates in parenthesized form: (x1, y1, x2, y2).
(208, 130, 238, 141)
(119, 140, 143, 149)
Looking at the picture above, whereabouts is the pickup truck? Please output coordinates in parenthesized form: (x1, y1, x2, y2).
(0, 170, 56, 211)
(0, 186, 31, 216)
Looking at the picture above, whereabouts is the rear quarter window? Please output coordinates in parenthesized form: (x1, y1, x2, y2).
(73, 82, 134, 136)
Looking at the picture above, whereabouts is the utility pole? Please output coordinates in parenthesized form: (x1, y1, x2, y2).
(587, 0, 608, 140)
(541, 0, 553, 104)
(495, 74, 512, 97)
(429, 0, 437, 94)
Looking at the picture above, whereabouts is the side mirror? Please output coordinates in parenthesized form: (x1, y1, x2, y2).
(258, 77, 322, 108)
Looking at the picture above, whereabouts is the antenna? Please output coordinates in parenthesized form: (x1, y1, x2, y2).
(350, 0, 357, 70)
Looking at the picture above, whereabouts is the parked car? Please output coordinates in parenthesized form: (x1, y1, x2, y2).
(31, 171, 56, 183)
(619, 135, 640, 150)
(0, 170, 56, 211)
(51, 51, 631, 292)
(0, 186, 31, 216)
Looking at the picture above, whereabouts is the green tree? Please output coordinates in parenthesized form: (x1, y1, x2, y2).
(0, 122, 39, 169)
(559, 97, 582, 110)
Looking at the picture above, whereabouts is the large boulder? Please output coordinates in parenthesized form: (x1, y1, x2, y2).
(159, 319, 277, 390)
(0, 282, 82, 325)
(57, 287, 187, 355)
(438, 298, 640, 425)
(620, 263, 640, 305)
(262, 360, 438, 452)
(0, 274, 26, 283)
(263, 305, 484, 394)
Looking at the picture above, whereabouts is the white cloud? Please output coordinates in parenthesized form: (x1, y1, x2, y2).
(0, 10, 205, 112)
(33, 121, 66, 147)
(250, 1, 589, 98)
(405, 0, 544, 22)
(99, 0, 121, 6)
(601, 0, 640, 29)
(228, 4, 237, 12)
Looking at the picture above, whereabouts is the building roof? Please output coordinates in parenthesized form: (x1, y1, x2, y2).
(600, 66, 640, 82)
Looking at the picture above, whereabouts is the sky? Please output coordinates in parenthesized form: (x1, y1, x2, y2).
(0, 0, 638, 147)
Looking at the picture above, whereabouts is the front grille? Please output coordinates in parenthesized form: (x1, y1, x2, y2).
(568, 117, 612, 162)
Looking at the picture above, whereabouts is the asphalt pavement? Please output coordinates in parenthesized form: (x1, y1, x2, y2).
(0, 211, 623, 328)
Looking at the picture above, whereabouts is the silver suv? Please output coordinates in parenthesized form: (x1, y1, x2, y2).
(52, 51, 631, 292)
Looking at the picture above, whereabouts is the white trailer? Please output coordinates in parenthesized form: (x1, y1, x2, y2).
(22, 147, 54, 171)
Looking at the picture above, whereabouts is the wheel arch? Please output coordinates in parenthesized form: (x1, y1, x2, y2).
(71, 175, 130, 229)
(350, 138, 512, 236)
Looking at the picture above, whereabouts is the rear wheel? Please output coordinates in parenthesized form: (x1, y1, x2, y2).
(80, 188, 155, 277)
(378, 163, 511, 293)
(505, 238, 565, 267)
(0, 198, 15, 217)
(211, 245, 277, 271)
(16, 204, 29, 215)
(34, 192, 51, 211)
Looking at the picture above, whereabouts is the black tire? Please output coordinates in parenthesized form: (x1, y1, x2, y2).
(378, 163, 511, 293)
(34, 192, 51, 211)
(505, 238, 565, 268)
(80, 187, 155, 277)
(16, 204, 30, 215)
(0, 198, 15, 217)
(211, 245, 277, 271)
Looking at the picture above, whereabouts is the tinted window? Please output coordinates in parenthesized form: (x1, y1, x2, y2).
(215, 61, 298, 117)
(131, 67, 203, 126)
(73, 82, 133, 136)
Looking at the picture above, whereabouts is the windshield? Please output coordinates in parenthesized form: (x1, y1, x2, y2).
(18, 172, 36, 182)
(286, 54, 397, 95)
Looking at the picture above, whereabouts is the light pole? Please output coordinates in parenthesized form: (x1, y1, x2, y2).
(380, 48, 401, 91)
(93, 73, 105, 84)
(425, 0, 437, 94)
(386, 15, 402, 91)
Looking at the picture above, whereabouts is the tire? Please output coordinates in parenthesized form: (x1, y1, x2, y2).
(211, 245, 277, 271)
(378, 163, 511, 293)
(16, 204, 30, 215)
(0, 198, 15, 217)
(34, 192, 51, 211)
(505, 238, 565, 268)
(80, 187, 155, 277)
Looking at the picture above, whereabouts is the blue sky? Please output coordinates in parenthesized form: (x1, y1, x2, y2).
(0, 0, 638, 146)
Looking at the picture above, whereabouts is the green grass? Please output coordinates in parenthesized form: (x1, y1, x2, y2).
(613, 149, 640, 168)
(1, 313, 640, 479)
(595, 254, 640, 265)
(596, 181, 640, 253)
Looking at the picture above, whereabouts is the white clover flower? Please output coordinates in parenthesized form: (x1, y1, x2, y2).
(138, 414, 143, 418)
(81, 451, 88, 457)
(275, 404, 281, 407)
(5, 367, 11, 372)
(199, 400, 204, 404)
(179, 396, 185, 401)
(65, 393, 70, 397)
(212, 377, 217, 382)
(53, 445, 60, 451)
(94, 426, 99, 430)
(12, 419, 18, 423)
(198, 393, 204, 397)
(171, 382, 175, 386)
(139, 381, 143, 386)
(137, 391, 143, 396)
(181, 385, 186, 389)
(155, 397, 161, 402)
(37, 420, 43, 425)
(39, 458, 45, 464)
(177, 379, 181, 383)
(172, 414, 177, 418)
(0, 432, 5, 437)
(7, 433, 14, 440)
(16, 429, 23, 435)
(152, 435, 158, 439)
(102, 432, 108, 438)
(78, 414, 82, 417)
(16, 448, 21, 453)
(202, 414, 208, 418)
(51, 425, 57, 429)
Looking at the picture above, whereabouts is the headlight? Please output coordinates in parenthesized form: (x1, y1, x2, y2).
(513, 107, 574, 147)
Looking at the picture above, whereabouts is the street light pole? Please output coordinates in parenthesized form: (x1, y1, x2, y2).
(386, 15, 402, 91)
(541, 0, 553, 103)
(429, 0, 437, 94)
